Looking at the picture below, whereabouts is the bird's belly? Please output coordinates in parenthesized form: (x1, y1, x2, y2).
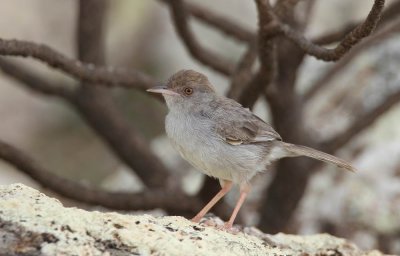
(166, 114, 266, 183)
(168, 128, 227, 179)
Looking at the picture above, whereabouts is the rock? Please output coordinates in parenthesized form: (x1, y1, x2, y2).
(0, 184, 384, 256)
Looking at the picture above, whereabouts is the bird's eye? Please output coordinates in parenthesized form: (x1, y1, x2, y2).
(183, 87, 193, 95)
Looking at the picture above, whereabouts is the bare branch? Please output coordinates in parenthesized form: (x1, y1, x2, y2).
(238, 0, 278, 108)
(312, 23, 357, 46)
(158, 0, 255, 43)
(305, 16, 400, 101)
(313, 0, 400, 45)
(254, 0, 317, 233)
(274, 0, 301, 18)
(77, 0, 107, 64)
(0, 140, 201, 213)
(278, 0, 386, 61)
(0, 58, 170, 189)
(0, 58, 74, 98)
(0, 39, 157, 89)
(165, 0, 235, 75)
(254, 0, 276, 42)
(181, 1, 255, 43)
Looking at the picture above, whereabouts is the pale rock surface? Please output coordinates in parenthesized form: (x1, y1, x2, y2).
(0, 184, 385, 256)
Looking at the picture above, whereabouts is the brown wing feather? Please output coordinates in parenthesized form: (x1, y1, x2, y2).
(211, 97, 281, 145)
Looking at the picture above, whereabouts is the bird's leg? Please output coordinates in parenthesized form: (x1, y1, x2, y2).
(191, 180, 233, 223)
(224, 183, 250, 229)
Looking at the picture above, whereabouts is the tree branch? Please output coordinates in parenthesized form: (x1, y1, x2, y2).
(277, 0, 386, 61)
(0, 58, 74, 98)
(0, 140, 201, 213)
(165, 0, 235, 76)
(273, 0, 301, 19)
(238, 0, 277, 108)
(180, 1, 255, 43)
(312, 23, 357, 46)
(305, 16, 400, 101)
(257, 0, 320, 233)
(0, 0, 173, 193)
(0, 39, 157, 89)
(313, 0, 400, 45)
(0, 59, 171, 189)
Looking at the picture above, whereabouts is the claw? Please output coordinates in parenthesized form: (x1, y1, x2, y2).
(215, 223, 240, 234)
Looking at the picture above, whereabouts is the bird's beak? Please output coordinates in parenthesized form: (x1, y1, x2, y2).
(146, 85, 179, 96)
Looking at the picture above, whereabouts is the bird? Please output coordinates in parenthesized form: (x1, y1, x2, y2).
(147, 69, 356, 230)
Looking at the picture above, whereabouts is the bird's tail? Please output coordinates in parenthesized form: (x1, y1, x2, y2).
(276, 142, 357, 172)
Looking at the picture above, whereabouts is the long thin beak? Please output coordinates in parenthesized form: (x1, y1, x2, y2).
(147, 85, 179, 96)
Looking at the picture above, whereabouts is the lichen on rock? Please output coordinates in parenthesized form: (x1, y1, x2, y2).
(0, 184, 384, 256)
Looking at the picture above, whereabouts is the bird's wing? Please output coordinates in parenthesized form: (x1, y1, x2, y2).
(212, 98, 281, 145)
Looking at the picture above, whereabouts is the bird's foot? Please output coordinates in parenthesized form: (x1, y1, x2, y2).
(190, 216, 202, 223)
(198, 218, 220, 227)
(190, 216, 240, 234)
(214, 222, 240, 234)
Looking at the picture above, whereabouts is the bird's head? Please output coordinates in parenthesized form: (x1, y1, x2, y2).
(147, 70, 216, 111)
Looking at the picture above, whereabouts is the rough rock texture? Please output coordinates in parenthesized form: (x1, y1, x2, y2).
(0, 184, 385, 256)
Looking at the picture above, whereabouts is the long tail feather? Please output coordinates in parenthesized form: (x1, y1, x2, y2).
(279, 142, 357, 172)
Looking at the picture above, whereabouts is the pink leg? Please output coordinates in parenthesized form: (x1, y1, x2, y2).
(191, 180, 233, 223)
(224, 183, 250, 229)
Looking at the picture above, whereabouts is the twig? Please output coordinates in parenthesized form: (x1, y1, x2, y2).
(305, 16, 400, 101)
(158, 0, 255, 43)
(165, 0, 235, 76)
(274, 0, 301, 19)
(312, 23, 357, 46)
(313, 0, 400, 45)
(0, 58, 74, 98)
(0, 58, 170, 189)
(0, 39, 157, 89)
(183, 1, 255, 43)
(278, 0, 386, 61)
(239, 0, 277, 108)
(0, 140, 201, 213)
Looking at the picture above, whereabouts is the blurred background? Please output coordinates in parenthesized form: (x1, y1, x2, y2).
(0, 0, 399, 254)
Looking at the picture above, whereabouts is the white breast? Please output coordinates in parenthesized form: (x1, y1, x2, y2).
(166, 111, 214, 173)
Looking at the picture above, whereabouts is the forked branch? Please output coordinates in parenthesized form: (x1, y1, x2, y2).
(277, 0, 385, 61)
(0, 39, 157, 89)
(313, 0, 400, 45)
(165, 0, 235, 75)
(305, 17, 400, 101)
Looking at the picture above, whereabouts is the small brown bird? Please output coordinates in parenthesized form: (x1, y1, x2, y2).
(147, 70, 356, 230)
